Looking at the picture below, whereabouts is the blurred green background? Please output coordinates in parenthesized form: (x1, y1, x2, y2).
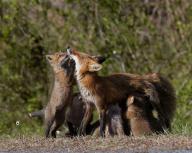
(0, 0, 192, 136)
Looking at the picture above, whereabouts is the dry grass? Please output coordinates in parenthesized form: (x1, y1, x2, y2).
(0, 135, 191, 152)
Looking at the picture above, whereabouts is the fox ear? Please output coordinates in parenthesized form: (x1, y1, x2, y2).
(46, 55, 52, 61)
(67, 47, 72, 55)
(92, 56, 106, 64)
(89, 63, 102, 72)
(127, 96, 134, 106)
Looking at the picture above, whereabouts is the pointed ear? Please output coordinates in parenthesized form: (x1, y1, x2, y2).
(67, 47, 71, 55)
(89, 63, 102, 72)
(92, 56, 106, 64)
(127, 96, 134, 106)
(46, 55, 52, 61)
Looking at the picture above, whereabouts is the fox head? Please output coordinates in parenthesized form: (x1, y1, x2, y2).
(46, 52, 75, 77)
(67, 48, 105, 76)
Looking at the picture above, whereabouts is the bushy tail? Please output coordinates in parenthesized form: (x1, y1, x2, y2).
(144, 73, 176, 130)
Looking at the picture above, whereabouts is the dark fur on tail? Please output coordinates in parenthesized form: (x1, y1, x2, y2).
(144, 73, 176, 130)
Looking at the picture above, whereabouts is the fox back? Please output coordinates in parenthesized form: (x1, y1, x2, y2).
(67, 49, 158, 105)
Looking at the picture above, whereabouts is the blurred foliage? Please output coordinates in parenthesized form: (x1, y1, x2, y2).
(0, 0, 192, 136)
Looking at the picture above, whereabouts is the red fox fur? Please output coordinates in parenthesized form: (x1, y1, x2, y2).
(67, 48, 172, 136)
(126, 95, 164, 136)
(44, 52, 75, 138)
(33, 51, 106, 137)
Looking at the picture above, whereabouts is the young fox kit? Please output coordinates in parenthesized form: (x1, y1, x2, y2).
(126, 95, 164, 136)
(67, 48, 163, 136)
(44, 52, 75, 138)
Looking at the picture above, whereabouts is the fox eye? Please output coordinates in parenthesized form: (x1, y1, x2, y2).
(88, 56, 93, 60)
(47, 56, 52, 60)
(59, 53, 65, 58)
(46, 55, 52, 61)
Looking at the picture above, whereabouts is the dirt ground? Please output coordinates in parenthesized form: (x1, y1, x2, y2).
(0, 135, 191, 153)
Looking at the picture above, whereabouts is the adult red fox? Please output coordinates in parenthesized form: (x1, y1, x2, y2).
(126, 95, 164, 136)
(66, 48, 172, 136)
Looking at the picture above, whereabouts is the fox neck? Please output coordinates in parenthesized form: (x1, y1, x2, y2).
(76, 72, 99, 104)
(75, 67, 90, 81)
(54, 71, 73, 88)
(78, 72, 98, 88)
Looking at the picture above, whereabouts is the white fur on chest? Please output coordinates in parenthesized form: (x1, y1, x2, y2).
(71, 55, 96, 104)
(71, 56, 81, 75)
(71, 56, 83, 81)
(78, 83, 96, 104)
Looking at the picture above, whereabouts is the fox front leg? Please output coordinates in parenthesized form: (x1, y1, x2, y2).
(78, 102, 94, 135)
(44, 118, 54, 138)
(99, 109, 107, 137)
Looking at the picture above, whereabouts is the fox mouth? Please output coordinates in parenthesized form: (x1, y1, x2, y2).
(60, 55, 75, 70)
(66, 47, 76, 60)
